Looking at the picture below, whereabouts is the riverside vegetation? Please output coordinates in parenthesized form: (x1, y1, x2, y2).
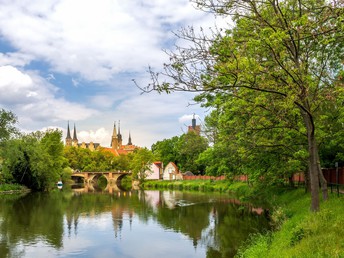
(143, 180, 344, 257)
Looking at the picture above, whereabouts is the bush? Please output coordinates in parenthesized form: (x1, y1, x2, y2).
(0, 183, 26, 192)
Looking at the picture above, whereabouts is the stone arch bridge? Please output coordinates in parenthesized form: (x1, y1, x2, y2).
(72, 171, 131, 185)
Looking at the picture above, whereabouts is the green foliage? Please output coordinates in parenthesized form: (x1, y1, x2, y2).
(1, 129, 66, 191)
(129, 148, 155, 181)
(176, 132, 208, 173)
(236, 190, 344, 257)
(0, 183, 26, 192)
(318, 92, 344, 167)
(119, 175, 133, 190)
(63, 146, 131, 172)
(142, 179, 250, 197)
(151, 136, 179, 166)
(152, 133, 208, 174)
(0, 109, 18, 145)
(150, 0, 344, 210)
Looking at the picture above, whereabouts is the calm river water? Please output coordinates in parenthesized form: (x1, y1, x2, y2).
(0, 185, 270, 258)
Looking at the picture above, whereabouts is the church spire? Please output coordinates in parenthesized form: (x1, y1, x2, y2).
(111, 121, 118, 149)
(117, 120, 123, 147)
(73, 124, 78, 141)
(72, 124, 78, 146)
(65, 121, 72, 146)
(128, 131, 132, 145)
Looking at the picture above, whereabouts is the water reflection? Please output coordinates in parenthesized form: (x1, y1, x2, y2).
(0, 186, 270, 258)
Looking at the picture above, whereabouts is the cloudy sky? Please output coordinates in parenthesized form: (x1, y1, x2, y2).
(0, 0, 224, 148)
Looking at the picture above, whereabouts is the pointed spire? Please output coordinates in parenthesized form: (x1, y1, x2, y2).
(118, 120, 121, 136)
(73, 123, 78, 141)
(66, 121, 71, 140)
(128, 131, 132, 145)
(117, 120, 122, 141)
(111, 121, 118, 149)
(113, 121, 117, 135)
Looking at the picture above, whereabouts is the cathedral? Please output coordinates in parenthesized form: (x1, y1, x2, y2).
(65, 121, 138, 155)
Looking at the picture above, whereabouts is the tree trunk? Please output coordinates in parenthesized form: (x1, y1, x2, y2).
(301, 110, 320, 212)
(317, 151, 328, 200)
(304, 167, 310, 193)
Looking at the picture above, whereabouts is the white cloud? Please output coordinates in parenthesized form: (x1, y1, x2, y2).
(0, 52, 32, 67)
(77, 127, 110, 145)
(0, 0, 219, 82)
(0, 65, 97, 128)
(178, 114, 200, 124)
(0, 0, 221, 147)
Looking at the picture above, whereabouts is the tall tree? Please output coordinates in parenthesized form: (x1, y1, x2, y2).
(176, 132, 208, 173)
(2, 130, 66, 191)
(0, 109, 18, 145)
(144, 0, 344, 211)
(130, 148, 156, 181)
(151, 136, 180, 166)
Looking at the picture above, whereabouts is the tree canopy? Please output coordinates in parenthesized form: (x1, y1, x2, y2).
(0, 109, 18, 145)
(145, 0, 344, 211)
(152, 132, 208, 174)
(1, 129, 67, 191)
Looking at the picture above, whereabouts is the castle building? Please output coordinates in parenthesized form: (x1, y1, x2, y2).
(65, 121, 139, 155)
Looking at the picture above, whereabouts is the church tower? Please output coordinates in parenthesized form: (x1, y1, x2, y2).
(111, 121, 119, 150)
(128, 131, 132, 145)
(72, 124, 78, 147)
(65, 121, 72, 146)
(188, 114, 201, 135)
(117, 121, 123, 148)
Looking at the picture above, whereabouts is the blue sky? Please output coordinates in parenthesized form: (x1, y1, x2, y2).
(0, 0, 225, 148)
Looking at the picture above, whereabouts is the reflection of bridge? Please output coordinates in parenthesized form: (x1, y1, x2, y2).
(72, 171, 131, 184)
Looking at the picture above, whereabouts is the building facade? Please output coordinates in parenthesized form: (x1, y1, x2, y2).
(65, 121, 138, 155)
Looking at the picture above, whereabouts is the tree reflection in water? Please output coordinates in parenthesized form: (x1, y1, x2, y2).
(0, 188, 270, 258)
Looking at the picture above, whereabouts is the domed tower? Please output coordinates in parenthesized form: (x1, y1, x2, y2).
(65, 121, 72, 146)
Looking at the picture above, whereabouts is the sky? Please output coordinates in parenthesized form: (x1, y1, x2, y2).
(0, 0, 226, 148)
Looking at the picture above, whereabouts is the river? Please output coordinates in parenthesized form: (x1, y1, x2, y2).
(0, 185, 270, 258)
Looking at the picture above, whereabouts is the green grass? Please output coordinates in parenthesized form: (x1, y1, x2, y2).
(142, 179, 248, 195)
(0, 183, 27, 193)
(236, 190, 344, 258)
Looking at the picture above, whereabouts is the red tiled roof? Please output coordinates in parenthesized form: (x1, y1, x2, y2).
(101, 147, 119, 156)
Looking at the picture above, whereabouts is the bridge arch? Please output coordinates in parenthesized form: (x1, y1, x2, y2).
(71, 171, 131, 185)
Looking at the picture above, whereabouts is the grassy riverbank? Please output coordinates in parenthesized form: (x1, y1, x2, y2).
(142, 180, 344, 257)
(0, 183, 29, 194)
(142, 179, 253, 197)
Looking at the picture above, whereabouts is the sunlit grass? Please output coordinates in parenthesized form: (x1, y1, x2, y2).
(0, 183, 27, 192)
(236, 190, 344, 257)
(142, 179, 241, 194)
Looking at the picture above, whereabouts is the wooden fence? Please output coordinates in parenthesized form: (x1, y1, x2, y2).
(322, 167, 344, 185)
(181, 168, 344, 185)
(183, 175, 226, 180)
